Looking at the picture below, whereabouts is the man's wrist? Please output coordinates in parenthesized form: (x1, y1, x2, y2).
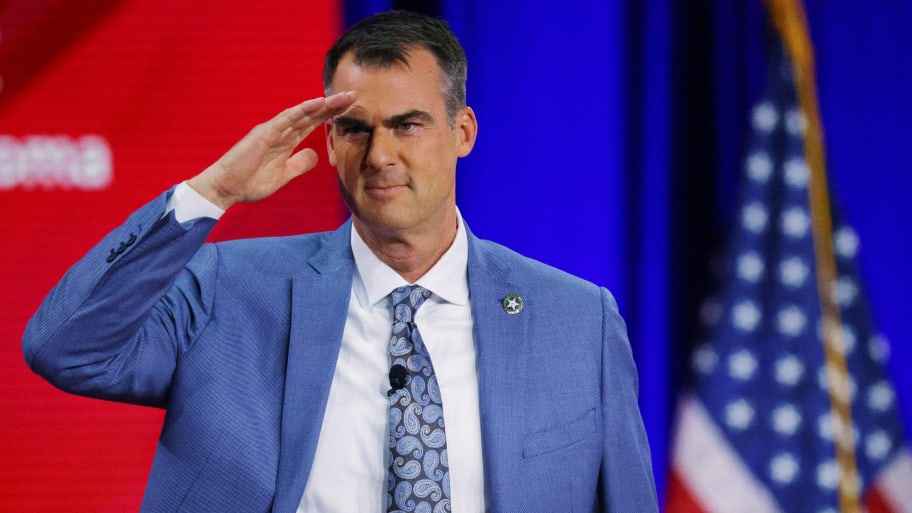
(167, 181, 226, 223)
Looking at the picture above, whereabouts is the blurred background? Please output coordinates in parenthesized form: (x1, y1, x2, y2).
(1, 0, 910, 511)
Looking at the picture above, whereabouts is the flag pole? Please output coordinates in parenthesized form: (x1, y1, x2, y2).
(765, 1, 861, 511)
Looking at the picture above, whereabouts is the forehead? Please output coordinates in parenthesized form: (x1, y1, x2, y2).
(331, 47, 448, 119)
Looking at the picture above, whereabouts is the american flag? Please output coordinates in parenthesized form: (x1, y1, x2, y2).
(664, 10, 912, 513)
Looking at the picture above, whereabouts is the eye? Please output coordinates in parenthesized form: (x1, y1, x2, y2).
(336, 123, 370, 138)
(396, 122, 421, 134)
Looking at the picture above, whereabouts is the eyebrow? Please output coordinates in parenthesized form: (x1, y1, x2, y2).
(387, 110, 434, 127)
(333, 110, 435, 130)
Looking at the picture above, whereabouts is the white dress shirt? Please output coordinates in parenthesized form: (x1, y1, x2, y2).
(167, 182, 486, 512)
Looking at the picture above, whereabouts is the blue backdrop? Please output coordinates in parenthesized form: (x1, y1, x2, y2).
(346, 0, 912, 503)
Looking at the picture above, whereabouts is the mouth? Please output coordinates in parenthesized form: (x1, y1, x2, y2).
(365, 184, 408, 199)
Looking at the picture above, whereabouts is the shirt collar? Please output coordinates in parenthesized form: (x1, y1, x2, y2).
(351, 210, 469, 308)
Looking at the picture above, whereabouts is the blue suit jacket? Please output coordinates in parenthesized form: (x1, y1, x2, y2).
(23, 190, 657, 512)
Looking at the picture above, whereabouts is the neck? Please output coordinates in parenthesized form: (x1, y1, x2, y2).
(354, 211, 458, 283)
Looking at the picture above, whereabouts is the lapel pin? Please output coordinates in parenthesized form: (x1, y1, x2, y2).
(502, 294, 524, 315)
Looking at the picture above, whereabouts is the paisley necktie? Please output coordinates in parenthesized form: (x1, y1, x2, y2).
(386, 285, 451, 513)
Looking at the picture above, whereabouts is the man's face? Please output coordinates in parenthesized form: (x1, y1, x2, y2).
(326, 47, 476, 240)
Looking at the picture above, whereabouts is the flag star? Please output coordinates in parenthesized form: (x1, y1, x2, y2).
(866, 431, 893, 461)
(775, 355, 804, 386)
(834, 277, 858, 307)
(752, 102, 779, 132)
(742, 203, 769, 233)
(781, 207, 810, 238)
(747, 152, 773, 182)
(785, 108, 807, 136)
(867, 382, 895, 412)
(737, 252, 765, 282)
(835, 226, 859, 258)
(732, 300, 762, 332)
(824, 325, 856, 355)
(780, 256, 809, 288)
(840, 326, 856, 354)
(692, 344, 718, 375)
(728, 349, 758, 381)
(770, 452, 800, 484)
(818, 413, 834, 441)
(869, 334, 890, 363)
(726, 399, 755, 430)
(816, 460, 838, 490)
(777, 306, 806, 337)
(771, 404, 803, 435)
(784, 158, 809, 188)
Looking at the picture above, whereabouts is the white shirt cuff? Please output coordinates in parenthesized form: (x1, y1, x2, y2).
(166, 181, 225, 223)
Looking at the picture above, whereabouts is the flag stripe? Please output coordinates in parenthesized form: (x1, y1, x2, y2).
(672, 396, 781, 513)
(665, 470, 708, 513)
(873, 451, 912, 513)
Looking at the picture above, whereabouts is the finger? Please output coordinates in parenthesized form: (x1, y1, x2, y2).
(272, 97, 327, 129)
(284, 147, 320, 179)
(288, 91, 356, 131)
(325, 90, 356, 110)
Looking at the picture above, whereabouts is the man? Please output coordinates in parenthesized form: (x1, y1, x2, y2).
(23, 10, 657, 513)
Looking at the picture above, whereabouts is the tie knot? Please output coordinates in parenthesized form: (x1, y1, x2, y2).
(390, 285, 431, 323)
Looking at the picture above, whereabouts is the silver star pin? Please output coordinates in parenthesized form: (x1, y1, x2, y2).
(502, 294, 524, 314)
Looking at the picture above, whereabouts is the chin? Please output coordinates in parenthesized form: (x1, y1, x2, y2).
(353, 209, 413, 232)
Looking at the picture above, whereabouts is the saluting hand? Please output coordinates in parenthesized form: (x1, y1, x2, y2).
(188, 91, 355, 210)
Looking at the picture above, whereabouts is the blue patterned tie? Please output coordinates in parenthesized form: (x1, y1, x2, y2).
(386, 285, 451, 513)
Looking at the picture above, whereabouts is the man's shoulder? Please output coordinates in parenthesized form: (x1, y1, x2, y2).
(470, 236, 601, 294)
(204, 224, 350, 271)
(214, 229, 336, 252)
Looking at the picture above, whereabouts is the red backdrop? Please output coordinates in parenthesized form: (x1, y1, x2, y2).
(0, 1, 342, 510)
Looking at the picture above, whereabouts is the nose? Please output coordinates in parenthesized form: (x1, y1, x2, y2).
(364, 129, 397, 169)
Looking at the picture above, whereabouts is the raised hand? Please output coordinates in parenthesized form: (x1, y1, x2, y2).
(188, 91, 356, 210)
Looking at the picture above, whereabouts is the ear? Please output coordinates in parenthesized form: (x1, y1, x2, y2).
(325, 121, 337, 167)
(455, 106, 478, 158)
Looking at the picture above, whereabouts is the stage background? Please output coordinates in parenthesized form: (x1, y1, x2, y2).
(1, 0, 910, 510)
(0, 1, 343, 510)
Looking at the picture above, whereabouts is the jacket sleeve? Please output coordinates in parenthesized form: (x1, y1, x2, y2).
(22, 188, 218, 408)
(598, 287, 660, 512)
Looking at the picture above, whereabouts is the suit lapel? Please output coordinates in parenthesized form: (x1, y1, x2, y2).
(467, 232, 528, 509)
(272, 222, 354, 513)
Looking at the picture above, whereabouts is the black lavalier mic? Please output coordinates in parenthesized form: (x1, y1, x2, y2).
(387, 364, 408, 396)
